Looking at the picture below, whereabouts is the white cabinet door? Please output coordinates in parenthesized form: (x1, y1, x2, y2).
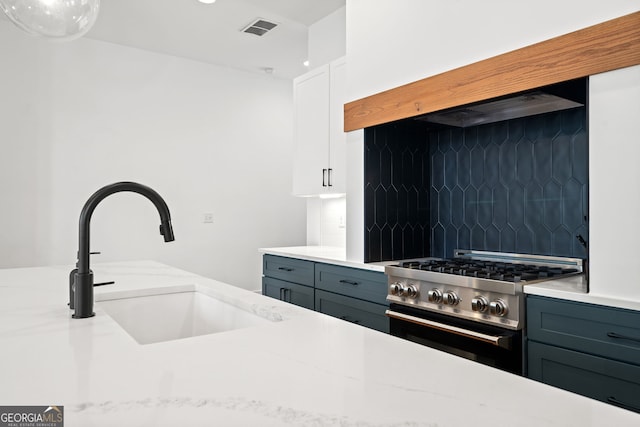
(292, 64, 330, 196)
(292, 57, 347, 196)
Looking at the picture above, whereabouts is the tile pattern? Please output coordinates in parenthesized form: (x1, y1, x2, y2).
(429, 108, 588, 259)
(364, 122, 431, 262)
(364, 108, 588, 262)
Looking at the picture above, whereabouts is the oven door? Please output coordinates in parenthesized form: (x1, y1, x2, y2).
(387, 303, 524, 375)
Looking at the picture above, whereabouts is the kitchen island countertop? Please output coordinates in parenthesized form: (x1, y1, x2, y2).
(1, 260, 638, 426)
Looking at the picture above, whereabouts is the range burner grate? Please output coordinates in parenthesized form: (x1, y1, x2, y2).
(399, 259, 578, 283)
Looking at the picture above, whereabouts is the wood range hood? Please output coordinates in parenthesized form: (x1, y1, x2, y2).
(344, 11, 640, 132)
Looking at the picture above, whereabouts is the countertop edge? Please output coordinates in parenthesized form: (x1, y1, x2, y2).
(259, 246, 388, 273)
(525, 280, 640, 311)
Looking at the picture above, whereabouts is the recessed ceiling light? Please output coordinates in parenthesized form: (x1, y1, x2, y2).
(198, 0, 216, 4)
(303, 60, 310, 67)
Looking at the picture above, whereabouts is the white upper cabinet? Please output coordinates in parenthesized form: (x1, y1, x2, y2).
(328, 57, 347, 195)
(292, 56, 346, 196)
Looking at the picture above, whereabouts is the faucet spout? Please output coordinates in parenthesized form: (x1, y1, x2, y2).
(71, 182, 175, 319)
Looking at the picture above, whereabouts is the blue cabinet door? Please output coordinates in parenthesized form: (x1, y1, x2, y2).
(528, 341, 640, 413)
(262, 276, 314, 310)
(527, 295, 640, 365)
(263, 255, 315, 287)
(527, 295, 640, 413)
(315, 289, 389, 333)
(315, 263, 388, 305)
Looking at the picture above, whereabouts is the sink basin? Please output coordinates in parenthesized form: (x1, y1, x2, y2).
(96, 286, 270, 345)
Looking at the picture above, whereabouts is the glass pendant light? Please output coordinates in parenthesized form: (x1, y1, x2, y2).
(0, 0, 101, 41)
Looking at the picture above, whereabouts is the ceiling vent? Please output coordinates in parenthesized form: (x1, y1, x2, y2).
(242, 19, 278, 36)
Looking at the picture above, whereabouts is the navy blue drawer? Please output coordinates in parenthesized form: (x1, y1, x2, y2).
(315, 263, 387, 305)
(262, 276, 314, 310)
(528, 341, 640, 413)
(527, 296, 640, 366)
(263, 255, 314, 287)
(315, 289, 389, 333)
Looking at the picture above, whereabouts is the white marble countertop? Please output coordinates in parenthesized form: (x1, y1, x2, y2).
(524, 275, 640, 312)
(1, 261, 639, 426)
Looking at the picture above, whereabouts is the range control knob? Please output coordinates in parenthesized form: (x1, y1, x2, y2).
(389, 282, 402, 296)
(427, 288, 443, 304)
(402, 284, 419, 298)
(471, 296, 489, 312)
(489, 299, 509, 317)
(443, 291, 460, 306)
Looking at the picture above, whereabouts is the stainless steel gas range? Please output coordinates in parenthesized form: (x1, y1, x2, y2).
(385, 250, 584, 374)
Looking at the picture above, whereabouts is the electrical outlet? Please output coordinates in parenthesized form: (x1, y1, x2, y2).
(203, 213, 214, 224)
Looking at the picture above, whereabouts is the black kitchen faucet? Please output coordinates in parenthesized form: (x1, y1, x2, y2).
(69, 182, 175, 319)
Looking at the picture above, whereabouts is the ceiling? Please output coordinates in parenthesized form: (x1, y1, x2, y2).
(84, 0, 345, 79)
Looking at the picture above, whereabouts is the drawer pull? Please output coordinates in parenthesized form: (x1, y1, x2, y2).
(607, 396, 640, 412)
(339, 279, 359, 286)
(279, 288, 291, 302)
(607, 331, 640, 344)
(277, 267, 294, 272)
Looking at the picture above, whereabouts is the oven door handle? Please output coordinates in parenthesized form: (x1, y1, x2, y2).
(385, 310, 512, 350)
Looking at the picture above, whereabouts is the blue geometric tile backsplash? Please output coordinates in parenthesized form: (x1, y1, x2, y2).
(364, 107, 588, 263)
(364, 121, 431, 262)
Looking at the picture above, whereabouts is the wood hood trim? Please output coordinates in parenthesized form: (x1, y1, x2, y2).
(344, 11, 640, 132)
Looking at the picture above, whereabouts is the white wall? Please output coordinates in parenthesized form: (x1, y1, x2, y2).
(306, 197, 346, 247)
(345, 129, 364, 261)
(308, 6, 346, 69)
(346, 0, 640, 102)
(0, 21, 307, 291)
(589, 64, 640, 301)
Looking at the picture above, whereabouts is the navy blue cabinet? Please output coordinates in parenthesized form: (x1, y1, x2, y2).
(527, 295, 640, 413)
(262, 276, 315, 310)
(315, 263, 388, 333)
(263, 255, 314, 287)
(262, 255, 315, 310)
(315, 289, 389, 333)
(262, 255, 389, 333)
(315, 263, 388, 305)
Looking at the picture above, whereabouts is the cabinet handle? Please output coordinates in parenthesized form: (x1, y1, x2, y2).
(607, 331, 640, 344)
(278, 267, 294, 272)
(339, 279, 359, 286)
(607, 396, 640, 412)
(322, 169, 328, 187)
(279, 288, 291, 302)
(328, 168, 333, 187)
